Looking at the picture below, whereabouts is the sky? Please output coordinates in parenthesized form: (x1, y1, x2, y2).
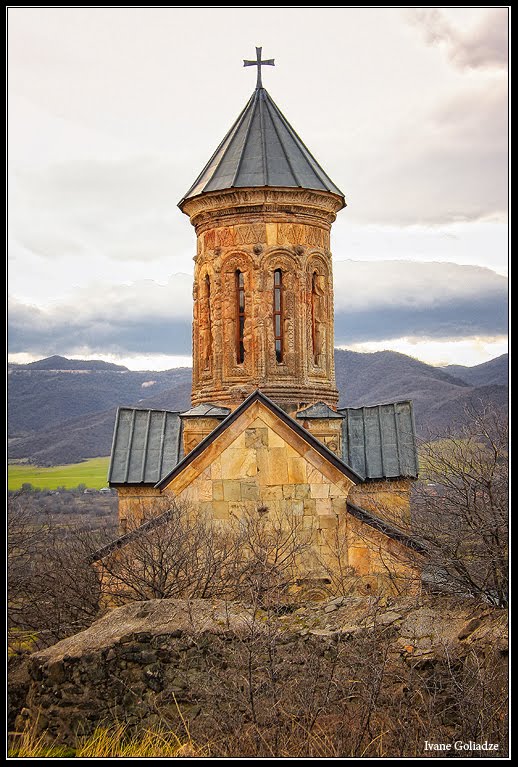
(8, 7, 508, 370)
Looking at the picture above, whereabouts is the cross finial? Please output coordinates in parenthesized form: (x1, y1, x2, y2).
(243, 46, 275, 89)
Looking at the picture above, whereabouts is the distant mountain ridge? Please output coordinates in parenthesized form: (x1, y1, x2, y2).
(8, 351, 508, 466)
(26, 355, 129, 372)
(441, 353, 508, 388)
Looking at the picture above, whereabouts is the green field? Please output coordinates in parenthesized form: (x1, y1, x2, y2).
(8, 457, 110, 491)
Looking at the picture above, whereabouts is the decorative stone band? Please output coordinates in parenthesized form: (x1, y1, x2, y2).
(191, 382, 340, 411)
(180, 187, 344, 233)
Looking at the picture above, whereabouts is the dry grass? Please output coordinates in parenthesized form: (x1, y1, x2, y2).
(8, 721, 207, 758)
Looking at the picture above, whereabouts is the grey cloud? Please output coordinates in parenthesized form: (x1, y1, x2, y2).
(334, 298, 506, 345)
(409, 9, 508, 70)
(348, 82, 507, 225)
(333, 260, 506, 312)
(8, 299, 192, 356)
(8, 261, 507, 357)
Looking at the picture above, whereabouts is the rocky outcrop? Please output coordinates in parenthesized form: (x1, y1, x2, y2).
(7, 654, 30, 731)
(13, 596, 508, 756)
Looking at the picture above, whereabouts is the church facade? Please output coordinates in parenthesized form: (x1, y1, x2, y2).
(97, 50, 423, 595)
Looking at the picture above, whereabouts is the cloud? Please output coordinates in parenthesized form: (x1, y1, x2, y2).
(8, 261, 507, 357)
(409, 8, 508, 70)
(333, 260, 505, 312)
(333, 259, 507, 344)
(8, 298, 192, 356)
(9, 156, 190, 264)
(346, 80, 508, 225)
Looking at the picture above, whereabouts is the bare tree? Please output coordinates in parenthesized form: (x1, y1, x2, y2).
(98, 501, 314, 607)
(232, 506, 314, 607)
(8, 492, 114, 648)
(98, 499, 247, 604)
(8, 494, 49, 635)
(414, 404, 508, 606)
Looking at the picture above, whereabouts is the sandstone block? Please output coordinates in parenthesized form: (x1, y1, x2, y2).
(311, 483, 329, 499)
(212, 480, 224, 501)
(262, 486, 283, 501)
(331, 497, 346, 514)
(229, 502, 245, 517)
(221, 448, 257, 479)
(241, 481, 260, 501)
(255, 447, 269, 480)
(317, 514, 338, 529)
(315, 497, 332, 515)
(307, 466, 324, 484)
(245, 427, 269, 449)
(266, 448, 289, 484)
(197, 479, 213, 502)
(268, 429, 287, 449)
(303, 498, 316, 516)
(223, 480, 242, 502)
(288, 456, 306, 484)
(294, 483, 310, 499)
(290, 499, 304, 516)
(212, 501, 229, 520)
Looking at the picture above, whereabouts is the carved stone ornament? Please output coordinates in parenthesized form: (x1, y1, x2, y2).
(180, 187, 340, 409)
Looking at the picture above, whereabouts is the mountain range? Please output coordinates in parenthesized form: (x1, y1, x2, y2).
(8, 351, 508, 466)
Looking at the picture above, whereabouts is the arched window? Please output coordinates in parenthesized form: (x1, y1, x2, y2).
(311, 271, 318, 363)
(311, 270, 326, 365)
(236, 270, 245, 364)
(205, 274, 211, 328)
(202, 274, 212, 370)
(273, 269, 284, 363)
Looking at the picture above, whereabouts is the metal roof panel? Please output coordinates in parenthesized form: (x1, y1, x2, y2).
(297, 402, 343, 419)
(180, 88, 344, 203)
(181, 403, 231, 418)
(109, 408, 183, 485)
(340, 401, 418, 480)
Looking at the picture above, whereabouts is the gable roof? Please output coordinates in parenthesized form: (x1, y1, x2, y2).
(339, 401, 419, 480)
(179, 87, 345, 204)
(156, 389, 364, 489)
(108, 407, 183, 485)
(108, 396, 418, 488)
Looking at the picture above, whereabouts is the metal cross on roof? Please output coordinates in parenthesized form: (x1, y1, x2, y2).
(243, 46, 275, 89)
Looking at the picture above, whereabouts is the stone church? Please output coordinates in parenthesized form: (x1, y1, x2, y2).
(96, 50, 423, 594)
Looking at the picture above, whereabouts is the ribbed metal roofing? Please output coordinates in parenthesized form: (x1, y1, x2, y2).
(180, 88, 344, 203)
(156, 390, 363, 489)
(108, 408, 183, 485)
(181, 403, 231, 418)
(297, 402, 344, 419)
(108, 398, 417, 487)
(340, 401, 418, 480)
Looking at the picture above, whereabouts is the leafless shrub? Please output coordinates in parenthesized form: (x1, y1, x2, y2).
(185, 601, 507, 757)
(414, 404, 508, 606)
(8, 492, 115, 648)
(99, 502, 313, 608)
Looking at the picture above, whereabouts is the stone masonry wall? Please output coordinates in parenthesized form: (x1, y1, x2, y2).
(13, 596, 508, 754)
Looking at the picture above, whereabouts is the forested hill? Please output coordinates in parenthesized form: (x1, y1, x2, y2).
(8, 351, 508, 465)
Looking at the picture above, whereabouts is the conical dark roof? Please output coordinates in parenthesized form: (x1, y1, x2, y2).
(180, 87, 344, 204)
